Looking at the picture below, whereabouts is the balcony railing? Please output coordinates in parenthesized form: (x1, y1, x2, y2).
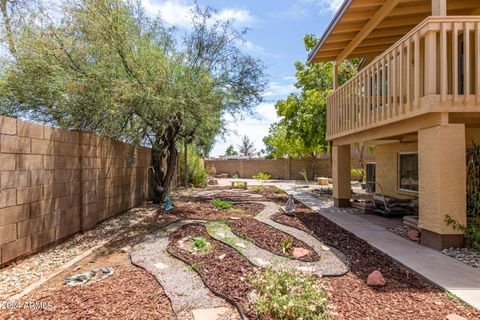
(327, 16, 480, 140)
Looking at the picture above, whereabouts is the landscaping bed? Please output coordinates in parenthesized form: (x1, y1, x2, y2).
(271, 207, 480, 320)
(0, 267, 175, 320)
(166, 223, 258, 319)
(170, 197, 265, 220)
(227, 218, 320, 262)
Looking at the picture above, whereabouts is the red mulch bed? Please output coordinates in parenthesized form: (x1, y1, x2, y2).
(166, 223, 258, 319)
(170, 197, 264, 220)
(0, 268, 175, 320)
(227, 218, 320, 262)
(271, 206, 480, 320)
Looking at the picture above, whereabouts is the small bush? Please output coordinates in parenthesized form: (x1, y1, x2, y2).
(252, 172, 271, 181)
(272, 186, 284, 194)
(205, 165, 216, 176)
(252, 186, 264, 193)
(212, 199, 233, 210)
(231, 174, 238, 179)
(179, 144, 208, 187)
(251, 269, 329, 320)
(192, 237, 209, 251)
(281, 237, 293, 255)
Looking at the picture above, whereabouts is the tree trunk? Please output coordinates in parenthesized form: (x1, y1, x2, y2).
(183, 140, 188, 188)
(159, 141, 178, 200)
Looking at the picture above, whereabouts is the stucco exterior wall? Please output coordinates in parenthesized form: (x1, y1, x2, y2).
(375, 142, 418, 199)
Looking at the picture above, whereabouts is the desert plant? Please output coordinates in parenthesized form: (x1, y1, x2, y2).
(300, 169, 309, 183)
(250, 269, 329, 320)
(272, 186, 284, 194)
(179, 145, 209, 188)
(281, 237, 293, 255)
(351, 168, 366, 182)
(252, 186, 264, 193)
(212, 199, 233, 210)
(192, 237, 209, 251)
(252, 172, 271, 181)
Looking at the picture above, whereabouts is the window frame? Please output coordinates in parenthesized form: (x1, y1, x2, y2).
(397, 152, 419, 194)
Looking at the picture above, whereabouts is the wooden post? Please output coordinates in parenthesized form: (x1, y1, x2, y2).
(432, 0, 446, 16)
(333, 60, 339, 90)
(424, 31, 438, 95)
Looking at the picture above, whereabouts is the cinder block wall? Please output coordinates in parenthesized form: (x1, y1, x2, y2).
(0, 116, 151, 265)
(205, 158, 368, 180)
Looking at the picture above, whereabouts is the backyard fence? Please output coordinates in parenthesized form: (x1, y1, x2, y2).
(205, 158, 368, 180)
(0, 116, 151, 265)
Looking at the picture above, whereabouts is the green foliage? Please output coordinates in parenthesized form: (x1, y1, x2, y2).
(252, 172, 271, 181)
(281, 237, 293, 255)
(251, 269, 329, 320)
(225, 145, 238, 156)
(212, 199, 233, 210)
(300, 169, 309, 183)
(445, 143, 480, 251)
(179, 144, 208, 187)
(272, 186, 284, 194)
(351, 168, 366, 182)
(251, 186, 264, 193)
(190, 263, 200, 271)
(192, 237, 210, 251)
(444, 291, 461, 302)
(231, 174, 238, 179)
(238, 135, 256, 157)
(264, 34, 359, 159)
(0, 0, 266, 201)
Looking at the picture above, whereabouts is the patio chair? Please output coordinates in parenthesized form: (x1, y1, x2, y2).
(367, 182, 417, 217)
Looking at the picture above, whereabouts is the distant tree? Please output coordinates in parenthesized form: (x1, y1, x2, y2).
(225, 145, 238, 156)
(263, 34, 359, 177)
(238, 135, 256, 158)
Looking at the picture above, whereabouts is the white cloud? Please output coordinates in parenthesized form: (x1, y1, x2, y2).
(263, 82, 297, 98)
(210, 103, 279, 157)
(141, 0, 253, 29)
(271, 0, 343, 19)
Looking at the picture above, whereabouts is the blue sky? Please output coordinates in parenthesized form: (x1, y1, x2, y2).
(141, 0, 343, 156)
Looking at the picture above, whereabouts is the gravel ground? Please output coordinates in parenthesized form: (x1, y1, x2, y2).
(167, 223, 257, 319)
(0, 267, 175, 320)
(0, 205, 157, 299)
(271, 208, 480, 320)
(130, 220, 240, 320)
(442, 248, 480, 270)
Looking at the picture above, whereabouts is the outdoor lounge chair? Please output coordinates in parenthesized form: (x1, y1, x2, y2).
(367, 182, 417, 217)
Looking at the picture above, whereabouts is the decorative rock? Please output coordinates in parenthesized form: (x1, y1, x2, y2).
(407, 230, 420, 241)
(207, 178, 219, 186)
(217, 254, 226, 260)
(192, 307, 231, 320)
(446, 314, 467, 320)
(281, 194, 295, 216)
(293, 247, 311, 258)
(119, 246, 129, 253)
(153, 262, 168, 270)
(229, 217, 241, 220)
(367, 270, 386, 287)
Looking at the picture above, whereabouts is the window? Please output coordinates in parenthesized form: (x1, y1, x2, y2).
(398, 152, 418, 192)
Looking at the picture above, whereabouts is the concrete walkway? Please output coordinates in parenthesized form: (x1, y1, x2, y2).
(274, 182, 480, 310)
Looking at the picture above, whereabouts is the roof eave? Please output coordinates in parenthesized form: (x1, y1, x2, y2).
(307, 0, 353, 63)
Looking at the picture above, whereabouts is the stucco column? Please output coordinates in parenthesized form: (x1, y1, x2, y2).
(332, 144, 351, 207)
(418, 124, 466, 250)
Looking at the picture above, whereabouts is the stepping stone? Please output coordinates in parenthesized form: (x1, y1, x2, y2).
(192, 307, 231, 320)
(293, 247, 311, 258)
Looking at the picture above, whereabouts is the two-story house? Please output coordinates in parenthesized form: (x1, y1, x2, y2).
(309, 0, 480, 249)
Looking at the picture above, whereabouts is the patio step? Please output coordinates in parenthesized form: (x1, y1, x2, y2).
(403, 215, 420, 230)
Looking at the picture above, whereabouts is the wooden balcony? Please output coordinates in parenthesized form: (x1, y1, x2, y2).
(326, 16, 480, 140)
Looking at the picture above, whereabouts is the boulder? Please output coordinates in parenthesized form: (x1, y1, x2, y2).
(367, 270, 386, 287)
(292, 247, 311, 258)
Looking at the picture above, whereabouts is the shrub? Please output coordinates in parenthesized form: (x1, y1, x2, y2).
(192, 237, 210, 251)
(272, 186, 284, 194)
(252, 186, 264, 193)
(351, 168, 365, 182)
(252, 172, 271, 181)
(251, 269, 329, 320)
(231, 174, 238, 179)
(281, 237, 293, 255)
(179, 144, 208, 187)
(205, 165, 216, 176)
(212, 199, 233, 210)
